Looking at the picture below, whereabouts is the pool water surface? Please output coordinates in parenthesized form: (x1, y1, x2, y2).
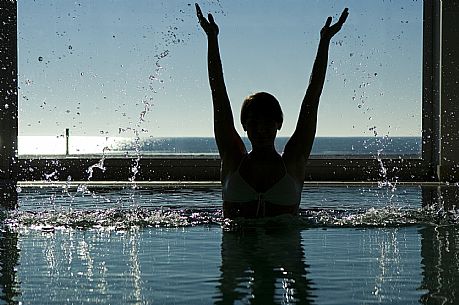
(1, 184, 458, 304)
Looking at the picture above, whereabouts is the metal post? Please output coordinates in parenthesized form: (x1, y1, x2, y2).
(422, 0, 441, 181)
(66, 128, 70, 156)
(438, 0, 459, 181)
(0, 0, 18, 208)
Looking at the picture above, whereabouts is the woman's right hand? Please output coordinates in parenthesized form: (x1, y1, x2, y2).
(195, 3, 219, 37)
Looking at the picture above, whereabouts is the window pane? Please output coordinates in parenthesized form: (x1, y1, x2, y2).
(18, 0, 422, 156)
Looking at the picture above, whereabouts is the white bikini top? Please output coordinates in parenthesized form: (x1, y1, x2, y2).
(222, 155, 302, 207)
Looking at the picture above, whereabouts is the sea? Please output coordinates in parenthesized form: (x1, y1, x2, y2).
(18, 136, 422, 156)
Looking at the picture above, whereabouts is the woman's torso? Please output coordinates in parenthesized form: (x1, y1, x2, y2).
(222, 153, 303, 218)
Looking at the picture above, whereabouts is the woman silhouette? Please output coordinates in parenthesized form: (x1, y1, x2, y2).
(196, 3, 348, 218)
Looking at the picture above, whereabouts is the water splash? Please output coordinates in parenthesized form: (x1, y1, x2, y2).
(3, 207, 223, 232)
(86, 146, 109, 180)
(4, 184, 456, 232)
(376, 149, 397, 189)
(4, 205, 459, 233)
(371, 126, 399, 206)
(129, 132, 141, 190)
(44, 170, 59, 181)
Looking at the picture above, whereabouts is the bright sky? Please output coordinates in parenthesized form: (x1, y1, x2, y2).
(18, 0, 422, 138)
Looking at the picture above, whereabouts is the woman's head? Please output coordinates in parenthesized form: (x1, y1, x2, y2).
(240, 92, 283, 148)
(240, 92, 283, 130)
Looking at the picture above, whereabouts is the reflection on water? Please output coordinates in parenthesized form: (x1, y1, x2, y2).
(420, 225, 459, 305)
(0, 185, 458, 304)
(5, 227, 222, 304)
(0, 229, 20, 305)
(216, 225, 314, 304)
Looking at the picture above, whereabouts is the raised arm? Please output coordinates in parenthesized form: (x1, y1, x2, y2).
(284, 8, 349, 162)
(196, 4, 245, 161)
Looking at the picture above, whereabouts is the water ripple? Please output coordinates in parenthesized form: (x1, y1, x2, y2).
(3, 205, 458, 233)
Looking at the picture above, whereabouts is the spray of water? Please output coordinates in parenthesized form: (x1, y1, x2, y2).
(86, 146, 109, 180)
(118, 3, 203, 189)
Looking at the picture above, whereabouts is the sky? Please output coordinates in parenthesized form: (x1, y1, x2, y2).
(17, 0, 423, 138)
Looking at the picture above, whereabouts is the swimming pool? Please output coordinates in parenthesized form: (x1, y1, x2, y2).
(1, 184, 458, 304)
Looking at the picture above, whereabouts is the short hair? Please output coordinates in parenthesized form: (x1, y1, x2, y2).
(240, 92, 283, 127)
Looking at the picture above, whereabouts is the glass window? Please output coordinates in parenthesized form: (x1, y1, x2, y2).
(18, 0, 422, 157)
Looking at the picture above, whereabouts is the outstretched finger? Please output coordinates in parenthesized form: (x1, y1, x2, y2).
(324, 16, 332, 28)
(338, 8, 349, 25)
(195, 3, 204, 20)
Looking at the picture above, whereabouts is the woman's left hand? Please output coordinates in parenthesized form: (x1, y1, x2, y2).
(320, 8, 349, 41)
